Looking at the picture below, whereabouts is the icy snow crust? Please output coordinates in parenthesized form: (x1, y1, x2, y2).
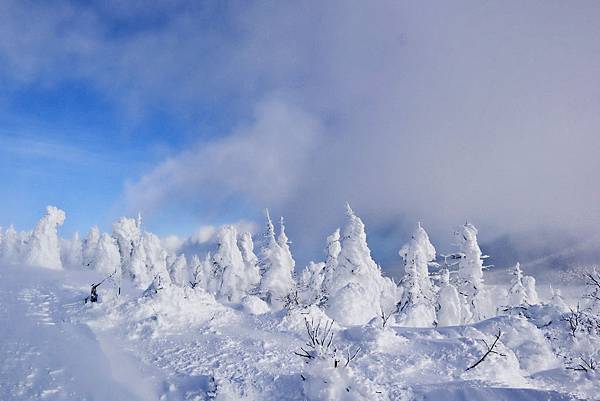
(0, 264, 596, 401)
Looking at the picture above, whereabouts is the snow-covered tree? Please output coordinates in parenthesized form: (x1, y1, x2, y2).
(1, 225, 20, 264)
(238, 231, 261, 291)
(507, 262, 527, 306)
(397, 223, 437, 327)
(436, 268, 461, 326)
(507, 262, 539, 306)
(112, 216, 140, 275)
(92, 233, 121, 275)
(82, 226, 101, 269)
(550, 285, 569, 313)
(296, 318, 381, 401)
(326, 204, 398, 326)
(454, 222, 488, 323)
(299, 261, 326, 305)
(206, 225, 249, 302)
(128, 236, 151, 286)
(189, 254, 206, 289)
(258, 211, 296, 309)
(25, 206, 66, 270)
(168, 254, 189, 287)
(320, 229, 341, 306)
(112, 216, 170, 288)
(142, 232, 170, 284)
(523, 275, 539, 305)
(60, 232, 82, 270)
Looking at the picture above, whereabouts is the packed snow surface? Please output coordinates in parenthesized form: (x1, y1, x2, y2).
(0, 263, 596, 401)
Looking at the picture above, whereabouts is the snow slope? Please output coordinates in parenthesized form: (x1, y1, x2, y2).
(0, 263, 596, 400)
(0, 265, 161, 400)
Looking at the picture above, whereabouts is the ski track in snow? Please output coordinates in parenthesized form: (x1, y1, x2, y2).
(0, 266, 160, 401)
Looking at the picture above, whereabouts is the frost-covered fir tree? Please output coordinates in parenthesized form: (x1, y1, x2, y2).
(1, 225, 20, 264)
(320, 229, 341, 306)
(397, 223, 437, 327)
(238, 231, 261, 292)
(258, 211, 296, 309)
(128, 234, 152, 286)
(550, 285, 569, 313)
(436, 268, 461, 326)
(208, 225, 250, 302)
(60, 232, 82, 270)
(276, 216, 297, 304)
(112, 216, 171, 288)
(207, 226, 241, 298)
(142, 232, 170, 285)
(82, 226, 101, 269)
(298, 261, 326, 305)
(189, 254, 206, 289)
(507, 262, 539, 306)
(25, 206, 66, 270)
(523, 275, 539, 305)
(92, 233, 121, 275)
(168, 254, 189, 287)
(112, 216, 140, 276)
(507, 262, 527, 306)
(326, 204, 398, 326)
(454, 222, 488, 323)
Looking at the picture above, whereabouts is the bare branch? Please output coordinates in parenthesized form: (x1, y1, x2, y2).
(380, 305, 394, 328)
(466, 330, 505, 371)
(344, 347, 361, 367)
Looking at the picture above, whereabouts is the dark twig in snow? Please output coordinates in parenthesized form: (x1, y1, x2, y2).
(584, 271, 600, 302)
(465, 330, 505, 371)
(566, 356, 597, 373)
(380, 305, 394, 328)
(562, 304, 581, 338)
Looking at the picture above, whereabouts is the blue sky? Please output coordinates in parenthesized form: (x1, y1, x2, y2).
(2, 1, 600, 268)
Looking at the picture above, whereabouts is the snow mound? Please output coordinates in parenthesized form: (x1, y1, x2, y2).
(116, 285, 234, 338)
(279, 304, 338, 334)
(241, 295, 270, 315)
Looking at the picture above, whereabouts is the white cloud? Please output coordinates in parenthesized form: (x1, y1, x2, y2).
(3, 1, 600, 266)
(124, 97, 322, 216)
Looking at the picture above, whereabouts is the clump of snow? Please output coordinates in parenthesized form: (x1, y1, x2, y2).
(279, 304, 337, 334)
(241, 295, 270, 315)
(117, 284, 232, 338)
